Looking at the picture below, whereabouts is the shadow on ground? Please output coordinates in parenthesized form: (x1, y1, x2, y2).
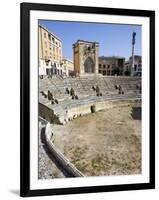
(9, 190, 19, 196)
(131, 107, 141, 120)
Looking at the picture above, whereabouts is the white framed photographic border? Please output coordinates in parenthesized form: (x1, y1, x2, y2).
(20, 3, 155, 197)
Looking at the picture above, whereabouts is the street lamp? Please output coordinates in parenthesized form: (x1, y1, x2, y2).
(131, 32, 136, 76)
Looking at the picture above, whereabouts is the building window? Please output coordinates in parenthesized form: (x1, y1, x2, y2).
(44, 32, 46, 38)
(138, 64, 141, 71)
(99, 64, 101, 68)
(48, 33, 51, 40)
(103, 65, 106, 68)
(99, 70, 101, 73)
(107, 65, 110, 69)
(103, 70, 106, 75)
(107, 70, 110, 75)
(52, 37, 55, 42)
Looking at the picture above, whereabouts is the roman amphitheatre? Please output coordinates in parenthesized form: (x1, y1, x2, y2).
(38, 75, 141, 179)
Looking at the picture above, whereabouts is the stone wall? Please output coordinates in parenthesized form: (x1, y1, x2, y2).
(39, 103, 60, 124)
(40, 98, 141, 125)
(44, 122, 84, 177)
(64, 98, 141, 123)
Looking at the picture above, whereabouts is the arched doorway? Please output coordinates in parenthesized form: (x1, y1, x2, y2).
(84, 57, 94, 73)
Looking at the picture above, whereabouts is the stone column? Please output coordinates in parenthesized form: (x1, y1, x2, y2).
(95, 43, 99, 76)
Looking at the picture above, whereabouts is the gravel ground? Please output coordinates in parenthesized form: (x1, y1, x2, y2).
(53, 104, 141, 176)
(38, 124, 65, 179)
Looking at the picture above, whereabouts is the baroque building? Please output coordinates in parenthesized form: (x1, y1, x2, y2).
(98, 56, 125, 76)
(38, 24, 63, 75)
(73, 40, 99, 76)
(62, 58, 74, 77)
(129, 55, 142, 76)
(124, 55, 142, 76)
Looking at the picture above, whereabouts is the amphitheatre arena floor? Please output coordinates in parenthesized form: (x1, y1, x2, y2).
(53, 104, 141, 177)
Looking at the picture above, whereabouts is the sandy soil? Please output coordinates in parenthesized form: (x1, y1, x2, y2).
(53, 105, 141, 176)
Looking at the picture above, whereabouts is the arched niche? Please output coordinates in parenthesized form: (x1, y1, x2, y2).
(84, 57, 95, 73)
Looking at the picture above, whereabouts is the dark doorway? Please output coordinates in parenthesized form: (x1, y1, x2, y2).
(84, 57, 94, 73)
(131, 107, 141, 120)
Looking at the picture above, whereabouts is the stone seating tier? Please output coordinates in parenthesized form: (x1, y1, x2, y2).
(39, 76, 141, 105)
